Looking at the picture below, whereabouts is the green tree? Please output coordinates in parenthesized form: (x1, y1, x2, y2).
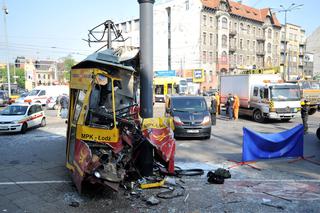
(62, 55, 76, 81)
(0, 66, 25, 89)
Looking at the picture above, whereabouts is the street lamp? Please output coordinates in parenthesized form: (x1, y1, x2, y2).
(2, 0, 11, 96)
(273, 3, 303, 80)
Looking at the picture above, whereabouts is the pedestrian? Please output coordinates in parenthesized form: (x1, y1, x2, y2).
(301, 99, 310, 133)
(233, 95, 240, 120)
(60, 94, 69, 119)
(210, 96, 217, 125)
(215, 92, 220, 115)
(226, 93, 234, 120)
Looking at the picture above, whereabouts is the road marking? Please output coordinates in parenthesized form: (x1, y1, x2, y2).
(227, 179, 320, 183)
(0, 180, 71, 185)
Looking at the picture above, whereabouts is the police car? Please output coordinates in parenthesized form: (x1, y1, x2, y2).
(0, 103, 46, 133)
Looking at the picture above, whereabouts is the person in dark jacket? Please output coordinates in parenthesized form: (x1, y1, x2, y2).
(301, 100, 310, 133)
(210, 96, 217, 125)
(226, 93, 234, 120)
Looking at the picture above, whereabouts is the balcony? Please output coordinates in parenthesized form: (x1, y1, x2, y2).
(256, 35, 265, 42)
(229, 30, 237, 37)
(256, 50, 265, 56)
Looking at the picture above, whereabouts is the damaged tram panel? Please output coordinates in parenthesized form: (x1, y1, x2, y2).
(66, 49, 175, 193)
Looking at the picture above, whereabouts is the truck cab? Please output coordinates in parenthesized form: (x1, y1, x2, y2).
(250, 83, 301, 122)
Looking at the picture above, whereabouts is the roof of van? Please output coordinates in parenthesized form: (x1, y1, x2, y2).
(170, 96, 205, 100)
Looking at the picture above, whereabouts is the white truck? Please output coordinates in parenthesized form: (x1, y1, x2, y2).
(17, 85, 69, 106)
(220, 74, 301, 122)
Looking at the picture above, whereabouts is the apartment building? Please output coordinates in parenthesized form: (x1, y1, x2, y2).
(280, 23, 307, 80)
(113, 0, 286, 89)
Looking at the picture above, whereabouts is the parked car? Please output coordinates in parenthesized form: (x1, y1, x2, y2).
(0, 103, 46, 133)
(0, 90, 10, 107)
(165, 96, 211, 139)
(46, 96, 59, 110)
(14, 92, 29, 104)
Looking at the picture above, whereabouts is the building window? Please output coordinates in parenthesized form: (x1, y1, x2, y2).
(234, 22, 237, 32)
(240, 23, 244, 32)
(38, 74, 40, 79)
(204, 70, 207, 82)
(209, 52, 213, 64)
(210, 16, 213, 28)
(203, 15, 207, 26)
(222, 35, 228, 48)
(185, 0, 189, 10)
(221, 51, 227, 64)
(209, 70, 213, 82)
(239, 55, 243, 65)
(247, 56, 250, 65)
(258, 28, 261, 37)
(253, 41, 256, 52)
(252, 56, 256, 65)
(203, 51, 207, 64)
(247, 25, 250, 34)
(253, 26, 256, 36)
(240, 39, 243, 50)
(203, 32, 207, 45)
(209, 33, 213, 46)
(268, 29, 272, 39)
(246, 40, 250, 50)
(267, 43, 272, 53)
(222, 17, 228, 29)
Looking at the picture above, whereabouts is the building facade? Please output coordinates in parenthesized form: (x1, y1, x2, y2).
(112, 0, 310, 90)
(280, 23, 307, 80)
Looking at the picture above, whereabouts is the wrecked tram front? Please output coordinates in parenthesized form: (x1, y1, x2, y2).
(65, 50, 176, 193)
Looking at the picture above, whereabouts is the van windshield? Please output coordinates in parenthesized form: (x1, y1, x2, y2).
(29, 90, 40, 96)
(172, 98, 207, 112)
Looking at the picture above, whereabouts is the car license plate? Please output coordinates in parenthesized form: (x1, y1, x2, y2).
(0, 126, 8, 130)
(187, 129, 199, 133)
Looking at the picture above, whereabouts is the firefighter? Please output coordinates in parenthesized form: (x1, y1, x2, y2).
(233, 95, 240, 120)
(301, 99, 310, 133)
(215, 92, 220, 115)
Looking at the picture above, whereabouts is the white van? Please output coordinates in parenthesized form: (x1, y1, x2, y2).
(18, 86, 69, 106)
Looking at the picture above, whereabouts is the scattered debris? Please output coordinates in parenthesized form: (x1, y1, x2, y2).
(63, 192, 83, 207)
(263, 192, 292, 202)
(262, 198, 271, 203)
(184, 193, 189, 203)
(207, 172, 224, 184)
(207, 168, 231, 184)
(261, 203, 285, 210)
(69, 201, 80, 208)
(146, 196, 160, 205)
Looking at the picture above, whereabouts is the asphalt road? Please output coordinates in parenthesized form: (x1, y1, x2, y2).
(0, 104, 320, 212)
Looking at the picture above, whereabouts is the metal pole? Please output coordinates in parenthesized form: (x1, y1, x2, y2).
(107, 20, 111, 49)
(2, 1, 11, 96)
(284, 11, 288, 80)
(138, 0, 154, 118)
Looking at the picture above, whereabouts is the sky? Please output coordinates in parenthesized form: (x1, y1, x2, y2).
(0, 0, 319, 63)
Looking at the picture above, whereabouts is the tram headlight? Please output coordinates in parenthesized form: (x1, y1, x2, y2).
(94, 171, 101, 179)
